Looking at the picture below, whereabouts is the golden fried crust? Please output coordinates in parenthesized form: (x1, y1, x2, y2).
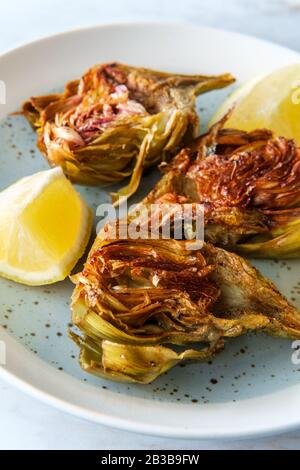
(71, 237, 300, 383)
(23, 63, 234, 202)
(145, 119, 300, 257)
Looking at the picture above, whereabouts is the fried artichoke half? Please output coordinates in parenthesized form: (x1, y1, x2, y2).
(71, 237, 300, 383)
(22, 63, 234, 203)
(144, 117, 300, 258)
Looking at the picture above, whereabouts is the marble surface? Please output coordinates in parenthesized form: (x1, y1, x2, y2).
(1, 0, 300, 450)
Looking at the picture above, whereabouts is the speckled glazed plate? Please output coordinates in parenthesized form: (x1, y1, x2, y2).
(1, 22, 300, 439)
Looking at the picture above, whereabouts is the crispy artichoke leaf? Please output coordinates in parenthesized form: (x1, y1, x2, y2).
(22, 63, 234, 202)
(71, 237, 300, 382)
(72, 238, 300, 346)
(236, 217, 300, 258)
(72, 236, 300, 383)
(203, 243, 300, 338)
(144, 117, 300, 258)
(71, 331, 223, 384)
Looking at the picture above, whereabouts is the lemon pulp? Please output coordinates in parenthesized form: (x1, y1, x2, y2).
(0, 167, 92, 285)
(210, 63, 300, 144)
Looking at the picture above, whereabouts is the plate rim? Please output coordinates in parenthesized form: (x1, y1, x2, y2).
(1, 20, 300, 440)
(1, 19, 299, 65)
(3, 328, 300, 440)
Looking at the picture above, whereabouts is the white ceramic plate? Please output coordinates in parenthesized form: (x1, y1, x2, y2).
(1, 22, 300, 440)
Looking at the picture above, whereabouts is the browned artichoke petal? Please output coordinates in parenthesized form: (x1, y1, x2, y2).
(70, 236, 300, 383)
(71, 331, 223, 384)
(22, 63, 235, 201)
(145, 114, 300, 258)
(204, 243, 300, 338)
(236, 217, 300, 259)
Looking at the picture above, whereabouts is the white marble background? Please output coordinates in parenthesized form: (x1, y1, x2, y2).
(1, 0, 300, 450)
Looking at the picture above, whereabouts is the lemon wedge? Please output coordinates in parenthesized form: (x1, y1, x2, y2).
(210, 63, 300, 144)
(0, 167, 93, 285)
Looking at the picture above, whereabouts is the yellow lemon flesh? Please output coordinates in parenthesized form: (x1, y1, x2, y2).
(210, 63, 300, 144)
(0, 167, 92, 285)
